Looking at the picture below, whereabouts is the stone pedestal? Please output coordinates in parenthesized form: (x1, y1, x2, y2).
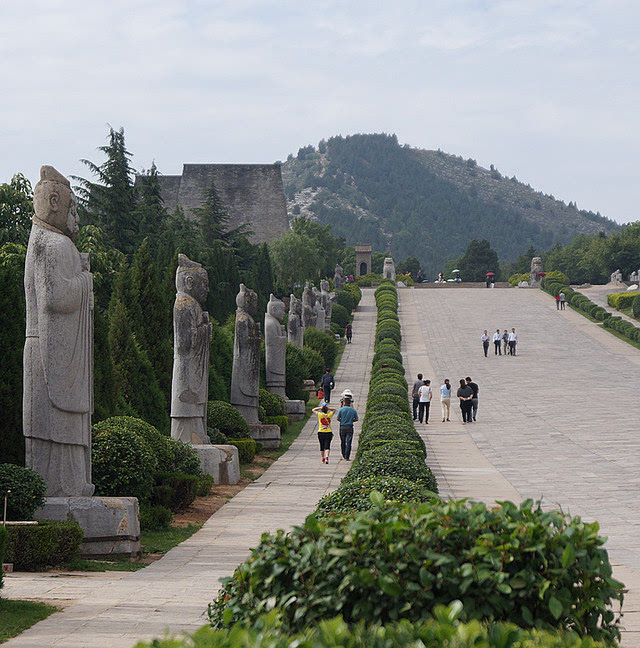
(193, 445, 240, 485)
(249, 424, 281, 450)
(35, 496, 140, 558)
(303, 379, 316, 392)
(285, 399, 306, 421)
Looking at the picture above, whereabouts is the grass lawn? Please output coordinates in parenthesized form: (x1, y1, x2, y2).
(141, 523, 202, 554)
(0, 599, 60, 643)
(65, 556, 148, 572)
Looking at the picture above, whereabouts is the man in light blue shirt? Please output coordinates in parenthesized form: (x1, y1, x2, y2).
(337, 397, 358, 461)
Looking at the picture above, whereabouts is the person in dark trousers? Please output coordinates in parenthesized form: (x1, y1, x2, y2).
(345, 323, 353, 343)
(320, 369, 334, 402)
(492, 329, 502, 355)
(559, 292, 566, 310)
(502, 329, 509, 355)
(337, 397, 358, 460)
(466, 377, 479, 421)
(481, 330, 490, 357)
(418, 379, 432, 424)
(508, 328, 518, 355)
(457, 379, 474, 424)
(411, 373, 423, 421)
(312, 403, 335, 463)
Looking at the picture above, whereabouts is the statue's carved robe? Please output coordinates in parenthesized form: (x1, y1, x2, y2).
(171, 292, 211, 444)
(314, 301, 326, 331)
(265, 313, 287, 398)
(23, 224, 94, 497)
(287, 306, 303, 349)
(230, 312, 260, 424)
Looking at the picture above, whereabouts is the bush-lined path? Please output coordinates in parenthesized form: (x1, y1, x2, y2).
(400, 286, 640, 645)
(2, 293, 376, 648)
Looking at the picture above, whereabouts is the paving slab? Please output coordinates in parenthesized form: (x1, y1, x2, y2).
(400, 286, 640, 644)
(3, 290, 375, 648)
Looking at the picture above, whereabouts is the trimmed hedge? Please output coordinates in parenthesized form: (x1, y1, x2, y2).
(607, 291, 638, 310)
(228, 438, 257, 464)
(209, 499, 622, 641)
(265, 415, 289, 433)
(152, 472, 199, 512)
(139, 503, 173, 531)
(302, 347, 324, 384)
(331, 303, 351, 329)
(259, 389, 286, 416)
(6, 520, 83, 570)
(207, 401, 251, 439)
(0, 463, 46, 521)
(303, 327, 338, 369)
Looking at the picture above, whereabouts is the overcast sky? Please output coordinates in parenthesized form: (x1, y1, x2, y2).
(1, 0, 638, 223)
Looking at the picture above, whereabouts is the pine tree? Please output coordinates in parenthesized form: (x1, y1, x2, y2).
(133, 162, 168, 253)
(74, 126, 139, 255)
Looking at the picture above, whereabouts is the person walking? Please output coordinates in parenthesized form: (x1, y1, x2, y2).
(481, 330, 490, 357)
(502, 329, 509, 355)
(418, 379, 432, 424)
(466, 376, 479, 421)
(559, 291, 566, 310)
(508, 328, 518, 355)
(320, 368, 335, 402)
(411, 373, 423, 421)
(440, 378, 451, 421)
(457, 378, 474, 424)
(312, 403, 335, 463)
(340, 389, 354, 407)
(336, 397, 358, 461)
(492, 329, 502, 355)
(345, 322, 353, 343)
(555, 294, 560, 310)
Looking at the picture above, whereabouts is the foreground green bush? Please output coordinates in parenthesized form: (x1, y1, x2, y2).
(227, 438, 257, 464)
(0, 464, 46, 521)
(607, 291, 638, 310)
(6, 520, 83, 570)
(139, 503, 173, 531)
(153, 472, 199, 512)
(138, 605, 613, 648)
(207, 401, 250, 439)
(303, 327, 337, 369)
(259, 389, 285, 416)
(208, 500, 623, 641)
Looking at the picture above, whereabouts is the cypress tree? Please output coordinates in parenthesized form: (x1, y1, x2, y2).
(133, 162, 168, 253)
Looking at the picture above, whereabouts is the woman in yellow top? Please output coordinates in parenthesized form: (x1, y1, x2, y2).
(312, 403, 336, 464)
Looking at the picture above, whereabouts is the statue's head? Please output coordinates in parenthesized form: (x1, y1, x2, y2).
(236, 283, 258, 317)
(176, 254, 209, 303)
(531, 257, 543, 271)
(267, 294, 285, 321)
(33, 166, 79, 240)
(320, 279, 330, 292)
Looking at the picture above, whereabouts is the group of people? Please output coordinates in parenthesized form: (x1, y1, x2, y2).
(411, 375, 480, 424)
(555, 291, 566, 310)
(480, 328, 518, 357)
(313, 372, 359, 463)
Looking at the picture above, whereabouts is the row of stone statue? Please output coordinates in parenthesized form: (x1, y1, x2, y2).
(22, 165, 343, 498)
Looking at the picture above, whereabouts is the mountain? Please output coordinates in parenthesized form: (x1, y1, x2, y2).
(281, 133, 618, 276)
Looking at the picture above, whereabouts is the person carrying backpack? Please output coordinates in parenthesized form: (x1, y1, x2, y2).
(320, 369, 335, 403)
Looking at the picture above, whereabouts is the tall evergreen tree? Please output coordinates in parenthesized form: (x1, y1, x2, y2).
(0, 173, 33, 247)
(133, 162, 168, 253)
(74, 126, 139, 255)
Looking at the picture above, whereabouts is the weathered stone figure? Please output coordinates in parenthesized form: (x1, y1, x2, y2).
(383, 257, 396, 281)
(320, 279, 332, 331)
(530, 257, 544, 285)
(313, 287, 326, 330)
(171, 254, 212, 445)
(611, 269, 623, 283)
(23, 166, 94, 497)
(302, 286, 317, 329)
(334, 264, 344, 291)
(265, 294, 287, 398)
(231, 284, 261, 424)
(287, 294, 304, 348)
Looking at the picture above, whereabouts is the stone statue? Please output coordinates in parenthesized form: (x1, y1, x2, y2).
(23, 166, 94, 497)
(170, 254, 212, 445)
(320, 279, 332, 331)
(383, 257, 396, 281)
(611, 269, 623, 283)
(313, 287, 326, 330)
(334, 264, 344, 291)
(302, 286, 317, 329)
(287, 294, 304, 348)
(264, 294, 287, 398)
(231, 284, 261, 424)
(530, 257, 544, 285)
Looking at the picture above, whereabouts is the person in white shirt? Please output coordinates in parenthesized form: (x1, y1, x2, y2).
(492, 329, 502, 355)
(418, 379, 432, 424)
(508, 328, 518, 355)
(481, 330, 490, 357)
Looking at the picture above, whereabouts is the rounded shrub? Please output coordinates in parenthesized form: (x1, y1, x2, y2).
(302, 346, 324, 383)
(331, 303, 351, 329)
(371, 358, 405, 376)
(304, 327, 337, 369)
(207, 427, 228, 444)
(367, 381, 408, 400)
(167, 438, 201, 475)
(372, 347, 403, 365)
(209, 499, 622, 641)
(0, 464, 46, 521)
(285, 342, 308, 401)
(259, 389, 286, 416)
(335, 290, 356, 313)
(316, 476, 434, 517)
(207, 401, 250, 439)
(362, 439, 426, 460)
(92, 426, 157, 501)
(367, 394, 411, 415)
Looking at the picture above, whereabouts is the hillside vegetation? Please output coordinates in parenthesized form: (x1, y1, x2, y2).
(282, 134, 617, 277)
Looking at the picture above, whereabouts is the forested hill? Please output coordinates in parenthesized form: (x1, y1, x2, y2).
(281, 134, 618, 276)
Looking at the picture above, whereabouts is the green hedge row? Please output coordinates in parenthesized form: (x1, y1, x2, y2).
(607, 291, 638, 310)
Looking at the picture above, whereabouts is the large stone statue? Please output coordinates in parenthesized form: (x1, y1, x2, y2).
(287, 294, 304, 348)
(320, 279, 332, 331)
(264, 294, 287, 398)
(611, 269, 623, 283)
(313, 287, 326, 330)
(23, 166, 94, 498)
(383, 257, 396, 281)
(171, 254, 212, 445)
(302, 286, 317, 329)
(231, 284, 261, 424)
(530, 257, 544, 285)
(334, 264, 344, 291)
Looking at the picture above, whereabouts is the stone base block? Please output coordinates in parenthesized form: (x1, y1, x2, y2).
(193, 444, 240, 485)
(35, 496, 140, 558)
(303, 379, 316, 392)
(249, 424, 281, 450)
(285, 399, 306, 421)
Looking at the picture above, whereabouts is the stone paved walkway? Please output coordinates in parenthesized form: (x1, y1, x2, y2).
(400, 286, 640, 645)
(576, 283, 638, 326)
(3, 291, 376, 648)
